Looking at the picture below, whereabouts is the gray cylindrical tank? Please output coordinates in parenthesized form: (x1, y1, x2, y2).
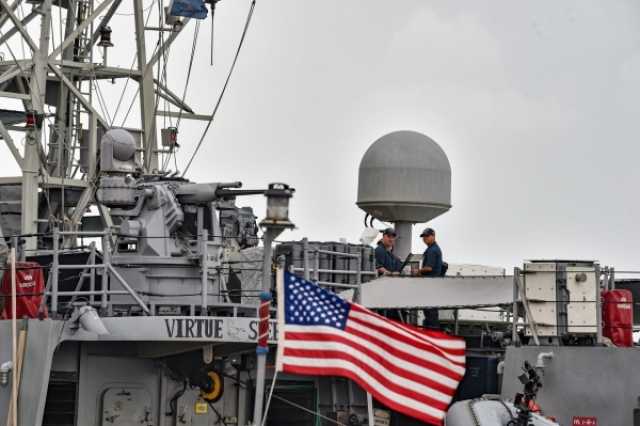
(356, 130, 451, 223)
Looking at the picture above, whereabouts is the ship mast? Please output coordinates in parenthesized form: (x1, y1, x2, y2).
(0, 0, 196, 250)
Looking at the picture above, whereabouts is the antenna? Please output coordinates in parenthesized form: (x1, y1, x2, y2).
(0, 0, 213, 250)
(356, 130, 452, 257)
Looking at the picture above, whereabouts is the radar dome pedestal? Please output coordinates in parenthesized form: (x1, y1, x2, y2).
(357, 130, 451, 258)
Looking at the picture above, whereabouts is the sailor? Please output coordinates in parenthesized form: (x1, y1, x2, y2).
(415, 227, 444, 277)
(415, 227, 445, 329)
(374, 227, 403, 275)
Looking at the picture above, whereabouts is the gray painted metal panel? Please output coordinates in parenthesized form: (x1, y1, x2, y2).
(359, 276, 514, 309)
(501, 346, 640, 426)
(77, 346, 161, 426)
(0, 322, 12, 423)
(60, 316, 277, 343)
(0, 320, 64, 426)
(19, 320, 63, 426)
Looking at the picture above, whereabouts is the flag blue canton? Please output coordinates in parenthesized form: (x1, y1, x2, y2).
(283, 272, 351, 329)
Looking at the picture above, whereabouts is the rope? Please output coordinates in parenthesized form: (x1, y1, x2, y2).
(270, 394, 347, 426)
(181, 0, 257, 176)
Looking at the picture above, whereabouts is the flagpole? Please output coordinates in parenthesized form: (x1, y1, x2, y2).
(10, 247, 17, 426)
(260, 370, 279, 426)
(354, 250, 375, 426)
(252, 229, 274, 426)
(258, 259, 284, 426)
(252, 228, 286, 426)
(366, 393, 374, 426)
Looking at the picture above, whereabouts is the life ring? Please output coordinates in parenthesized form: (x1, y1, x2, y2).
(200, 370, 223, 402)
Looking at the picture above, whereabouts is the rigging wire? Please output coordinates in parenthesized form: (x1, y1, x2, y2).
(270, 394, 347, 426)
(16, 3, 27, 58)
(158, 0, 169, 131)
(157, 0, 168, 169)
(160, 19, 201, 172)
(175, 20, 200, 129)
(119, 33, 164, 128)
(0, 27, 56, 160)
(158, 11, 178, 171)
(181, 0, 257, 177)
(156, 4, 166, 167)
(145, 30, 173, 171)
(112, 0, 155, 16)
(49, 5, 56, 54)
(92, 77, 113, 124)
(110, 2, 156, 126)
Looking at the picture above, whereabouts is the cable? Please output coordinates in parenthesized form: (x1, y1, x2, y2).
(181, 0, 257, 176)
(214, 370, 346, 426)
(16, 3, 26, 58)
(207, 400, 228, 426)
(110, 2, 156, 126)
(92, 78, 113, 124)
(166, 379, 188, 416)
(160, 19, 201, 172)
(113, 0, 155, 16)
(175, 20, 200, 129)
(270, 394, 347, 426)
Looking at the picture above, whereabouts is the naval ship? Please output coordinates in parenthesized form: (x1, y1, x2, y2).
(0, 1, 638, 425)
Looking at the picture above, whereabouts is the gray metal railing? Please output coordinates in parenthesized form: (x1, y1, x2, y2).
(46, 227, 151, 315)
(38, 227, 268, 318)
(290, 237, 376, 293)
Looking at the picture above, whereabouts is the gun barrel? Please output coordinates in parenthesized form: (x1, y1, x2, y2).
(176, 182, 266, 204)
(216, 189, 266, 198)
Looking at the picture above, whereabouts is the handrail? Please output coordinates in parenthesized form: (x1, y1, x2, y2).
(47, 227, 154, 315)
(291, 267, 376, 276)
(298, 237, 375, 294)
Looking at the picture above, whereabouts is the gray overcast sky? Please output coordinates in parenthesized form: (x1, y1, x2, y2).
(3, 0, 640, 270)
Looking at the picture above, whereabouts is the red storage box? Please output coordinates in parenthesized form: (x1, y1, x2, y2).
(602, 289, 634, 347)
(0, 261, 46, 319)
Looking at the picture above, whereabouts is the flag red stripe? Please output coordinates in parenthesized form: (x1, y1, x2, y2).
(286, 328, 462, 384)
(278, 272, 466, 425)
(343, 325, 464, 381)
(281, 363, 444, 426)
(285, 331, 459, 393)
(402, 321, 461, 341)
(345, 320, 465, 377)
(351, 304, 465, 354)
(283, 347, 452, 411)
(348, 315, 466, 366)
(350, 305, 466, 354)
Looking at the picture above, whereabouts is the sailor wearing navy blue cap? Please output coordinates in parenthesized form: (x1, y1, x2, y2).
(416, 227, 444, 277)
(374, 227, 403, 276)
(415, 227, 446, 329)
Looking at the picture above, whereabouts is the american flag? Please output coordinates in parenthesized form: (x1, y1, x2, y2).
(276, 271, 466, 425)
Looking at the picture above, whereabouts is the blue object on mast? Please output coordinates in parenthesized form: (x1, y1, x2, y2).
(168, 0, 208, 19)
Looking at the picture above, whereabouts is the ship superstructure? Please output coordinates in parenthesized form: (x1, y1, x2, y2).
(0, 0, 304, 424)
(0, 1, 638, 426)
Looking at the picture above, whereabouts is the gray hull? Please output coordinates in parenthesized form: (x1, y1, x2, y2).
(501, 346, 640, 426)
